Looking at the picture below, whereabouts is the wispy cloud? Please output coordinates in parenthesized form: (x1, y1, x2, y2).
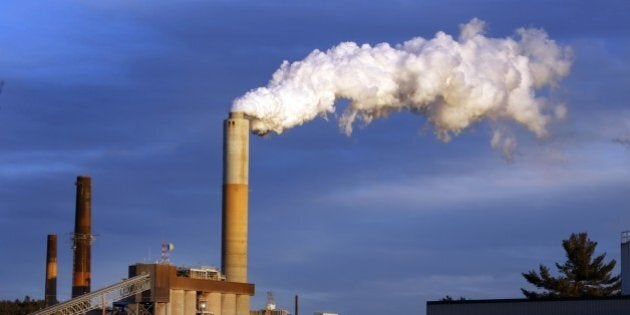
(0, 143, 180, 179)
(320, 139, 629, 212)
(362, 273, 522, 299)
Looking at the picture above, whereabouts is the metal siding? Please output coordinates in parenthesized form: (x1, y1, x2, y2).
(622, 240, 630, 295)
(427, 299, 630, 315)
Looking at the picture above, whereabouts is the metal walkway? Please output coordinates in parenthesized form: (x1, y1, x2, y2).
(31, 273, 151, 315)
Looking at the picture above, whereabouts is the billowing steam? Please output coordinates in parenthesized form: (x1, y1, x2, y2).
(232, 19, 572, 154)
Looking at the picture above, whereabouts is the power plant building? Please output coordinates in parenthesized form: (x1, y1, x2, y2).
(125, 112, 255, 315)
(34, 112, 256, 315)
(124, 112, 255, 315)
(126, 263, 254, 315)
(33, 111, 630, 315)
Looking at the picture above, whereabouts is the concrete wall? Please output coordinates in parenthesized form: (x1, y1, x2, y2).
(236, 294, 250, 315)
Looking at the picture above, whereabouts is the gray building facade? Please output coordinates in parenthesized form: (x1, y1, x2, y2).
(427, 297, 630, 315)
(622, 231, 630, 295)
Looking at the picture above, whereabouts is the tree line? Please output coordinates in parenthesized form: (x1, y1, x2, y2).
(0, 296, 46, 314)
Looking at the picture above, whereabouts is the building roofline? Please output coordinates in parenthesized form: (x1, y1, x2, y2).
(427, 295, 630, 305)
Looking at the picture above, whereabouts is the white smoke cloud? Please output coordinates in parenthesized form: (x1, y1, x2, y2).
(232, 18, 572, 153)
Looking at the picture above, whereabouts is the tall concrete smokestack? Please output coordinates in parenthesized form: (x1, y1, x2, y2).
(222, 112, 250, 315)
(72, 175, 92, 298)
(44, 234, 57, 306)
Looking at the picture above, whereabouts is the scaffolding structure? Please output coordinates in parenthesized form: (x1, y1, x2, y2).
(30, 273, 151, 315)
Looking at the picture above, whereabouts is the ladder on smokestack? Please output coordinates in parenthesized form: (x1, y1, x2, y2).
(30, 273, 151, 315)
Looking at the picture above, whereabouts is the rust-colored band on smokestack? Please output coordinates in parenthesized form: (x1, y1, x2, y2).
(72, 175, 92, 298)
(222, 112, 250, 315)
(45, 234, 57, 306)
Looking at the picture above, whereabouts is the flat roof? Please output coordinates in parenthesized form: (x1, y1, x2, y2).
(427, 295, 630, 305)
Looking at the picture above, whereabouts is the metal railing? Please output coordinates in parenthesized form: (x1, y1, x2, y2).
(31, 273, 151, 315)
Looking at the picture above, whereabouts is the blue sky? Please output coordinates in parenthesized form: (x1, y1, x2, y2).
(0, 1, 629, 314)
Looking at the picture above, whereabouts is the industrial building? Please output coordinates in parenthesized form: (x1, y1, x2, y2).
(30, 112, 630, 315)
(125, 263, 254, 315)
(427, 296, 630, 315)
(33, 112, 256, 315)
(124, 112, 256, 315)
(427, 230, 630, 315)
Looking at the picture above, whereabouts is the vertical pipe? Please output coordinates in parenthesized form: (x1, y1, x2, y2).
(184, 290, 197, 315)
(294, 295, 298, 315)
(44, 234, 57, 306)
(236, 294, 250, 315)
(208, 292, 222, 315)
(72, 175, 92, 298)
(221, 293, 236, 315)
(171, 289, 185, 315)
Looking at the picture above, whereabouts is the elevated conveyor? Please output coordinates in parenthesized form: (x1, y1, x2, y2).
(30, 273, 151, 315)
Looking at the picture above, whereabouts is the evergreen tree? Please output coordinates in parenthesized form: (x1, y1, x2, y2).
(521, 232, 621, 299)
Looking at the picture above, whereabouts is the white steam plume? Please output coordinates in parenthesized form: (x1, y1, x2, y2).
(232, 19, 572, 154)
